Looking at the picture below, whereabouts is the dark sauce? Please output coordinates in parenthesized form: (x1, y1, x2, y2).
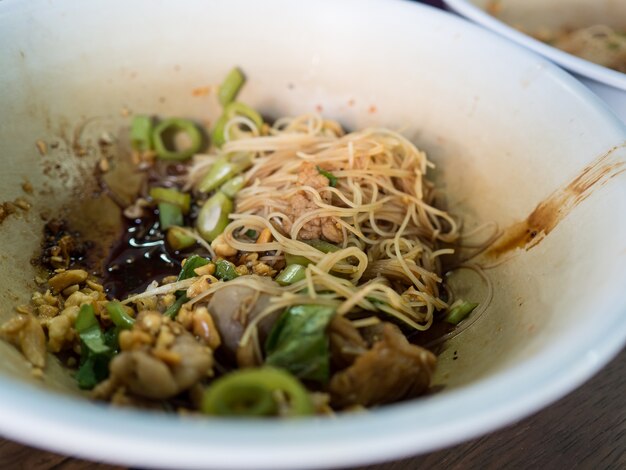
(103, 209, 184, 299)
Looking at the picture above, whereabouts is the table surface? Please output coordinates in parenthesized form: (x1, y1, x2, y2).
(2, 1, 625, 469)
(1, 347, 624, 469)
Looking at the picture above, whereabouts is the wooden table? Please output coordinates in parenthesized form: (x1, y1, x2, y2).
(1, 347, 624, 469)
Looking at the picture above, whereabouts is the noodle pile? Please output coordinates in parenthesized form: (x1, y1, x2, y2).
(185, 114, 461, 345)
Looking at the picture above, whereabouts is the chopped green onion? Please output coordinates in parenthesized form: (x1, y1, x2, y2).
(211, 115, 230, 148)
(158, 202, 183, 230)
(198, 152, 253, 193)
(215, 260, 238, 281)
(152, 118, 202, 161)
(225, 102, 263, 128)
(201, 367, 313, 417)
(218, 67, 245, 107)
(245, 229, 258, 239)
(196, 192, 233, 242)
(220, 175, 246, 198)
(316, 166, 338, 187)
(130, 115, 153, 151)
(284, 253, 312, 266)
(163, 255, 211, 319)
(166, 227, 197, 251)
(444, 301, 479, 325)
(149, 187, 191, 214)
(105, 301, 135, 330)
(164, 294, 188, 319)
(75, 304, 110, 355)
(178, 255, 211, 281)
(211, 102, 263, 148)
(276, 264, 306, 286)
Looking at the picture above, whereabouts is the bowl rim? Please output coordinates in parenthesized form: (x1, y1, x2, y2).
(1, 0, 626, 468)
(443, 0, 626, 91)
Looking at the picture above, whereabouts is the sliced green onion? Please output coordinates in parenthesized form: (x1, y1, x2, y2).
(198, 152, 253, 193)
(164, 294, 188, 319)
(75, 304, 110, 355)
(196, 192, 233, 242)
(163, 255, 211, 319)
(201, 367, 313, 417)
(158, 202, 183, 230)
(316, 166, 338, 187)
(211, 115, 230, 148)
(152, 118, 202, 161)
(211, 102, 263, 148)
(276, 264, 306, 286)
(166, 227, 197, 251)
(130, 115, 153, 151)
(215, 260, 238, 281)
(218, 67, 245, 107)
(444, 301, 479, 325)
(149, 187, 191, 214)
(245, 229, 258, 239)
(225, 102, 263, 128)
(220, 175, 246, 199)
(106, 301, 135, 330)
(284, 253, 312, 266)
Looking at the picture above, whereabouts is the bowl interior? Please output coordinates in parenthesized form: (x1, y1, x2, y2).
(1, 0, 626, 467)
(471, 0, 626, 31)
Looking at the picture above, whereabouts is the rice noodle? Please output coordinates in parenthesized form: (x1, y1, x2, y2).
(182, 113, 470, 345)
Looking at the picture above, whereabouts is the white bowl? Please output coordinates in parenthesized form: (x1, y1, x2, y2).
(1, 0, 626, 468)
(443, 0, 626, 121)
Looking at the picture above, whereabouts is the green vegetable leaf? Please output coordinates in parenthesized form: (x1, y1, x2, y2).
(178, 255, 211, 281)
(74, 305, 119, 390)
(215, 260, 239, 281)
(316, 166, 338, 187)
(265, 304, 335, 383)
(76, 354, 111, 390)
(76, 305, 110, 355)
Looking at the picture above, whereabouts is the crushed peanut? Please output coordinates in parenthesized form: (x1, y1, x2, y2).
(194, 263, 216, 277)
(48, 269, 88, 293)
(211, 234, 237, 257)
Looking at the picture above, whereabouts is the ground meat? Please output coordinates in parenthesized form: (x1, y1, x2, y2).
(328, 323, 436, 408)
(282, 162, 343, 243)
